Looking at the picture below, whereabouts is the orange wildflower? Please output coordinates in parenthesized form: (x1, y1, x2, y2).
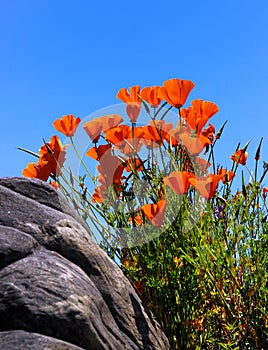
(101, 114, 124, 132)
(116, 85, 141, 103)
(105, 125, 144, 155)
(97, 151, 125, 192)
(39, 135, 67, 176)
(138, 121, 174, 148)
(139, 125, 165, 148)
(150, 120, 175, 144)
(189, 174, 222, 199)
(53, 114, 81, 137)
(157, 78, 195, 108)
(140, 198, 167, 227)
(22, 161, 50, 181)
(85, 144, 112, 160)
(180, 100, 219, 135)
(83, 115, 123, 142)
(117, 86, 142, 122)
(126, 102, 142, 122)
(163, 171, 193, 195)
(22, 136, 67, 182)
(140, 86, 162, 108)
(230, 149, 248, 165)
(180, 132, 211, 156)
(83, 119, 102, 142)
(217, 168, 236, 184)
(201, 124, 215, 143)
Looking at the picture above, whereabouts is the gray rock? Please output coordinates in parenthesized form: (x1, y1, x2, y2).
(0, 330, 85, 349)
(0, 177, 170, 350)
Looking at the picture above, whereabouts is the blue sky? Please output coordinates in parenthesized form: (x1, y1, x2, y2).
(1, 0, 268, 189)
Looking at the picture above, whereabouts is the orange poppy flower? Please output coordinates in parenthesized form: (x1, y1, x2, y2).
(163, 171, 193, 195)
(105, 125, 144, 155)
(160, 123, 181, 146)
(116, 85, 141, 103)
(97, 152, 125, 191)
(126, 102, 142, 122)
(138, 121, 174, 148)
(150, 120, 175, 144)
(180, 100, 218, 135)
(139, 125, 165, 148)
(217, 168, 236, 184)
(116, 86, 142, 122)
(140, 86, 162, 108)
(157, 78, 195, 108)
(180, 132, 211, 156)
(230, 149, 248, 165)
(85, 144, 112, 160)
(83, 119, 103, 142)
(189, 174, 222, 199)
(22, 161, 50, 181)
(83, 115, 123, 142)
(105, 124, 131, 144)
(100, 114, 124, 132)
(53, 114, 81, 137)
(39, 135, 67, 176)
(201, 124, 215, 143)
(140, 198, 167, 227)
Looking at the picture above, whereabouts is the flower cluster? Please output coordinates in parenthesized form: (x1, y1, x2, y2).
(22, 78, 244, 228)
(20, 77, 268, 349)
(22, 79, 243, 228)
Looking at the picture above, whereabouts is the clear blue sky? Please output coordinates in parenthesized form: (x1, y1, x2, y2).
(1, 0, 268, 188)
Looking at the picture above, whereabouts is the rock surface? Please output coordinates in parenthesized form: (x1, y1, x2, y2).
(0, 177, 170, 350)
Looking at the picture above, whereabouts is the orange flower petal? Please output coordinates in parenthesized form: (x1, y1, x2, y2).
(140, 198, 167, 227)
(180, 100, 218, 135)
(140, 86, 162, 108)
(22, 161, 51, 181)
(163, 171, 193, 195)
(180, 133, 211, 155)
(116, 86, 141, 103)
(105, 125, 144, 155)
(83, 119, 103, 142)
(85, 144, 112, 160)
(230, 149, 248, 165)
(217, 168, 236, 184)
(53, 114, 81, 137)
(189, 175, 222, 199)
(38, 135, 67, 176)
(158, 78, 195, 108)
(126, 102, 142, 122)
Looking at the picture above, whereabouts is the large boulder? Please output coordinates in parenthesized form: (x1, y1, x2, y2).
(0, 177, 170, 350)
